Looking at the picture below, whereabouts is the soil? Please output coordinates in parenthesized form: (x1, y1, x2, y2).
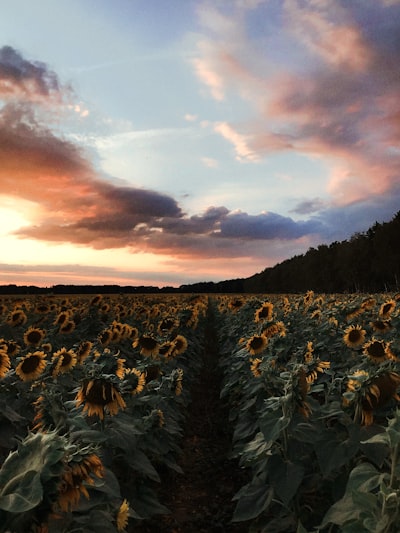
(132, 309, 249, 533)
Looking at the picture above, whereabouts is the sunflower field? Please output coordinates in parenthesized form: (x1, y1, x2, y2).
(216, 291, 400, 532)
(0, 293, 207, 532)
(0, 291, 400, 532)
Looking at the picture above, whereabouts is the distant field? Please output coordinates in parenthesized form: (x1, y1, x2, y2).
(0, 292, 399, 532)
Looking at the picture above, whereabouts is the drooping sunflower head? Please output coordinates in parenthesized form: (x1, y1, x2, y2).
(16, 351, 47, 382)
(56, 452, 104, 513)
(2, 339, 20, 357)
(23, 326, 46, 347)
(343, 324, 367, 349)
(116, 499, 130, 532)
(363, 338, 390, 363)
(254, 302, 274, 323)
(379, 299, 396, 319)
(75, 378, 126, 419)
(157, 317, 178, 335)
(360, 372, 400, 425)
(98, 328, 113, 346)
(53, 310, 71, 326)
(246, 334, 268, 356)
(305, 359, 330, 385)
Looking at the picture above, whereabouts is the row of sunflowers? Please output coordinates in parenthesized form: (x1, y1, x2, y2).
(0, 293, 208, 533)
(215, 291, 400, 532)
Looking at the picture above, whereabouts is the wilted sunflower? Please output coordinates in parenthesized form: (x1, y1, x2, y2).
(343, 324, 367, 349)
(379, 299, 396, 319)
(56, 453, 104, 512)
(133, 335, 160, 358)
(262, 321, 286, 339)
(363, 338, 390, 363)
(305, 360, 330, 385)
(254, 302, 274, 323)
(346, 307, 364, 321)
(246, 334, 268, 355)
(75, 378, 126, 419)
(116, 499, 130, 532)
(16, 351, 47, 382)
(0, 347, 11, 378)
(23, 326, 46, 346)
(360, 372, 400, 425)
(52, 348, 77, 376)
(7, 309, 27, 326)
(250, 358, 262, 378)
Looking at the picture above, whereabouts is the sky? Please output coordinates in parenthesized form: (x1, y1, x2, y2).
(0, 0, 399, 288)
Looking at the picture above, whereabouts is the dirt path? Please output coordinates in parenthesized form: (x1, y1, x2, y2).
(133, 305, 247, 532)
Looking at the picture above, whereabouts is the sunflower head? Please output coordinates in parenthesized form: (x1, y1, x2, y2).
(124, 368, 146, 395)
(370, 319, 392, 334)
(116, 499, 130, 532)
(254, 302, 274, 323)
(23, 326, 46, 347)
(16, 351, 47, 382)
(52, 348, 77, 377)
(75, 378, 126, 419)
(343, 324, 367, 348)
(7, 309, 28, 326)
(250, 357, 263, 378)
(363, 338, 390, 363)
(133, 335, 160, 358)
(246, 334, 268, 356)
(0, 347, 11, 378)
(76, 340, 93, 364)
(379, 299, 396, 319)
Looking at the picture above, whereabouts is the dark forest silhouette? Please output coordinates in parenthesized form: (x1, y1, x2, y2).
(1, 211, 399, 295)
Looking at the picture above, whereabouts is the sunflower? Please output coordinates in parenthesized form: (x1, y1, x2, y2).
(133, 335, 160, 358)
(52, 348, 77, 376)
(23, 326, 46, 346)
(0, 347, 11, 378)
(250, 358, 262, 378)
(174, 368, 184, 396)
(262, 321, 286, 339)
(254, 302, 274, 323)
(246, 335, 268, 355)
(363, 338, 390, 363)
(171, 335, 188, 356)
(16, 351, 47, 382)
(116, 499, 130, 532)
(157, 317, 178, 335)
(305, 360, 330, 385)
(343, 324, 367, 348)
(360, 372, 400, 425)
(370, 319, 392, 334)
(90, 294, 103, 306)
(125, 368, 146, 395)
(228, 298, 244, 312)
(2, 340, 20, 357)
(346, 307, 364, 321)
(304, 341, 314, 363)
(379, 299, 396, 319)
(59, 320, 76, 334)
(98, 329, 113, 346)
(7, 309, 27, 326)
(56, 454, 104, 512)
(75, 378, 126, 419)
(76, 341, 93, 364)
(53, 311, 70, 326)
(303, 290, 314, 307)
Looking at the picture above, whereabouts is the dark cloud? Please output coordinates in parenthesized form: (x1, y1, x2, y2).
(0, 46, 61, 100)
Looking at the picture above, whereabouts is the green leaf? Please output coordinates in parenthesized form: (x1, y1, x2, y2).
(0, 470, 42, 512)
(346, 462, 386, 493)
(268, 455, 304, 506)
(259, 411, 290, 442)
(232, 477, 273, 522)
(129, 450, 160, 482)
(320, 494, 360, 528)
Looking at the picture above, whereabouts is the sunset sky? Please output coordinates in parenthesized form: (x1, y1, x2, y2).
(1, 0, 399, 287)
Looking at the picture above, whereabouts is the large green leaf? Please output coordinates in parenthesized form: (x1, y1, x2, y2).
(0, 470, 42, 512)
(232, 477, 273, 522)
(259, 411, 290, 443)
(268, 455, 304, 506)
